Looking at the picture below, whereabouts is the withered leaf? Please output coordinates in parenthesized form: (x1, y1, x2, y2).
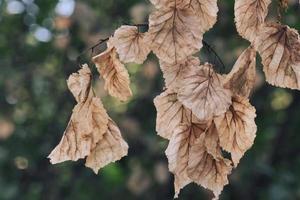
(178, 63, 232, 121)
(154, 89, 192, 140)
(85, 118, 129, 173)
(165, 122, 208, 198)
(112, 25, 150, 64)
(255, 23, 300, 89)
(188, 0, 218, 33)
(146, 6, 203, 64)
(150, 0, 189, 9)
(224, 46, 256, 97)
(235, 0, 271, 42)
(48, 65, 109, 164)
(93, 40, 132, 101)
(166, 121, 232, 199)
(214, 96, 257, 167)
(187, 127, 232, 200)
(67, 64, 92, 103)
(160, 56, 200, 91)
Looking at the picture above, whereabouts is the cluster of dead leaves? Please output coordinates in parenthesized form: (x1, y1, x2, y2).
(149, 1, 258, 199)
(48, 64, 129, 173)
(154, 47, 258, 199)
(235, 0, 300, 90)
(48, 0, 300, 199)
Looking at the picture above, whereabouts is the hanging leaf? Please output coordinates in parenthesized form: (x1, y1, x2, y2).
(214, 96, 257, 167)
(166, 121, 232, 199)
(188, 0, 218, 33)
(165, 121, 209, 198)
(85, 118, 129, 173)
(160, 56, 200, 91)
(112, 25, 150, 64)
(178, 63, 232, 120)
(150, 0, 189, 9)
(235, 0, 271, 42)
(146, 5, 203, 64)
(187, 124, 232, 200)
(165, 124, 192, 198)
(255, 23, 300, 89)
(48, 65, 109, 164)
(154, 89, 192, 140)
(150, 0, 218, 33)
(93, 40, 132, 101)
(224, 46, 256, 97)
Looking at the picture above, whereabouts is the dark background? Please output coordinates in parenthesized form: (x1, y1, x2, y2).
(0, 0, 300, 199)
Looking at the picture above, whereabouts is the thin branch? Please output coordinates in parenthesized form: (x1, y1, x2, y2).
(202, 40, 226, 72)
(76, 38, 109, 67)
(76, 22, 226, 74)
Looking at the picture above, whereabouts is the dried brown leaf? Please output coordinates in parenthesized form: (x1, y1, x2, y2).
(93, 41, 132, 101)
(165, 122, 208, 198)
(188, 0, 218, 33)
(187, 128, 232, 200)
(85, 119, 129, 173)
(166, 121, 232, 199)
(154, 89, 192, 140)
(224, 46, 256, 97)
(160, 56, 200, 91)
(255, 23, 300, 89)
(112, 25, 150, 64)
(178, 63, 232, 120)
(214, 96, 257, 167)
(67, 64, 92, 102)
(48, 66, 109, 164)
(235, 0, 271, 42)
(150, 0, 189, 9)
(146, 6, 203, 64)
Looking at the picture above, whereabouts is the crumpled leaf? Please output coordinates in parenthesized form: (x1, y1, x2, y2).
(93, 40, 132, 101)
(187, 0, 218, 33)
(165, 124, 192, 198)
(150, 0, 218, 33)
(154, 89, 192, 140)
(85, 118, 129, 173)
(150, 0, 189, 9)
(67, 64, 92, 102)
(160, 56, 200, 91)
(255, 23, 300, 89)
(235, 0, 271, 42)
(224, 46, 256, 97)
(166, 121, 232, 199)
(165, 121, 208, 198)
(214, 96, 257, 167)
(112, 25, 150, 64)
(187, 123, 232, 200)
(178, 63, 232, 120)
(48, 65, 109, 164)
(146, 5, 203, 64)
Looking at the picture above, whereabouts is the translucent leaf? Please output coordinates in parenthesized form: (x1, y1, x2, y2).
(224, 46, 256, 97)
(178, 63, 232, 120)
(112, 25, 150, 64)
(235, 0, 271, 42)
(85, 119, 129, 173)
(187, 124, 232, 200)
(146, 6, 203, 64)
(154, 89, 192, 140)
(214, 96, 257, 167)
(48, 65, 109, 163)
(255, 23, 300, 89)
(188, 0, 218, 33)
(93, 40, 132, 101)
(160, 56, 200, 91)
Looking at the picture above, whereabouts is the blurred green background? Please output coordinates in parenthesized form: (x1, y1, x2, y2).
(0, 0, 300, 200)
